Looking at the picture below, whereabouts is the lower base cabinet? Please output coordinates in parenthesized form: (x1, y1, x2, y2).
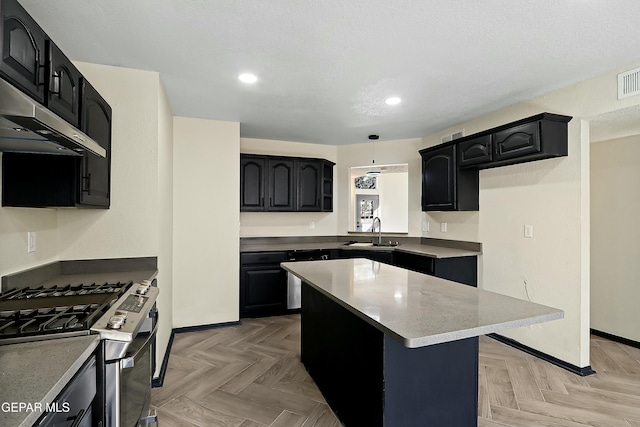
(393, 252, 477, 287)
(239, 249, 478, 318)
(240, 252, 289, 318)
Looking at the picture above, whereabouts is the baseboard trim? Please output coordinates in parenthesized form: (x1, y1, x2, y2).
(152, 330, 175, 388)
(487, 333, 595, 377)
(152, 320, 241, 388)
(173, 320, 241, 334)
(591, 328, 640, 349)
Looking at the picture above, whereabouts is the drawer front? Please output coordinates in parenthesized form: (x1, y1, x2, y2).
(493, 121, 541, 161)
(241, 251, 288, 265)
(458, 135, 492, 167)
(36, 355, 97, 426)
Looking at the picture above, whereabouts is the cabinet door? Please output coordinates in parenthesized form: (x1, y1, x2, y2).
(421, 145, 456, 211)
(433, 257, 477, 287)
(493, 121, 540, 161)
(0, 0, 47, 102)
(78, 79, 111, 207)
(268, 158, 295, 211)
(47, 41, 81, 126)
(240, 266, 287, 317)
(296, 160, 321, 211)
(240, 156, 266, 211)
(458, 135, 492, 168)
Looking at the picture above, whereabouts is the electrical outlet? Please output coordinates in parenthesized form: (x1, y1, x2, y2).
(27, 231, 36, 253)
(524, 225, 533, 238)
(440, 222, 447, 233)
(422, 221, 429, 232)
(309, 221, 315, 230)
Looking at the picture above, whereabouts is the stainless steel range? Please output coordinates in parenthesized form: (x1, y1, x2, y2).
(0, 279, 159, 427)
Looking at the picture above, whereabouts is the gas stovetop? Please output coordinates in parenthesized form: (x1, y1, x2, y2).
(0, 282, 132, 344)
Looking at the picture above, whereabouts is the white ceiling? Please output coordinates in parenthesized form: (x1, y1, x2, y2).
(19, 0, 640, 145)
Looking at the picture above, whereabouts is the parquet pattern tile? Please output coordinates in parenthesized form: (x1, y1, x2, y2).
(152, 315, 640, 426)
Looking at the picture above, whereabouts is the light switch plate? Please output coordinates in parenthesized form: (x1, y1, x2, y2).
(27, 231, 36, 253)
(309, 221, 315, 230)
(440, 222, 447, 233)
(422, 221, 429, 232)
(524, 225, 533, 238)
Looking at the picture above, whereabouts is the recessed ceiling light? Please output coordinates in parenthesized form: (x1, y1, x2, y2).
(385, 97, 401, 106)
(238, 73, 258, 84)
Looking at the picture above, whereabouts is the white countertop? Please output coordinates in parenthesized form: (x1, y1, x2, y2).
(281, 258, 563, 348)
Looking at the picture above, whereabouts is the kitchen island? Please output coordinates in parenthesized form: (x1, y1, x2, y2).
(281, 258, 563, 427)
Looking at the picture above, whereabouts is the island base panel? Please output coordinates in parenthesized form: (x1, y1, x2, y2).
(301, 282, 479, 427)
(301, 282, 384, 427)
(384, 335, 479, 426)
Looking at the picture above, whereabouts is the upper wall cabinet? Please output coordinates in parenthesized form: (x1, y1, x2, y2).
(0, 0, 112, 209)
(458, 113, 572, 170)
(78, 79, 112, 207)
(240, 154, 335, 212)
(419, 144, 479, 211)
(0, 0, 47, 103)
(47, 41, 82, 127)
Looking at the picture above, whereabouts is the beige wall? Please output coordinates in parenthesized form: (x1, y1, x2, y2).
(173, 117, 240, 327)
(591, 135, 640, 342)
(156, 78, 175, 374)
(332, 61, 640, 367)
(57, 63, 174, 375)
(0, 204, 58, 279)
(240, 138, 338, 237)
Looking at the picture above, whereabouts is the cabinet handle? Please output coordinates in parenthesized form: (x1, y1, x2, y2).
(261, 197, 264, 207)
(68, 409, 86, 427)
(82, 173, 92, 194)
(50, 70, 63, 96)
(270, 197, 273, 207)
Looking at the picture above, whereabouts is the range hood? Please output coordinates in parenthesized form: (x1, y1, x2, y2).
(0, 78, 106, 158)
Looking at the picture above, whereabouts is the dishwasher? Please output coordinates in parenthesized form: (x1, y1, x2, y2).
(286, 249, 330, 309)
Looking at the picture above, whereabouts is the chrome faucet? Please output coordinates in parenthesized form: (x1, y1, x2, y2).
(372, 217, 381, 245)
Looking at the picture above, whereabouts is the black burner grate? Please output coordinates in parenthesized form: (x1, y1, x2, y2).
(0, 281, 132, 343)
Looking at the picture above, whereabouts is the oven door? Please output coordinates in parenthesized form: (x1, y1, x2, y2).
(121, 322, 157, 427)
(106, 319, 157, 427)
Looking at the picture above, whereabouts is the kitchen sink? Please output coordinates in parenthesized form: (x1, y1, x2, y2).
(373, 241, 399, 247)
(343, 241, 399, 247)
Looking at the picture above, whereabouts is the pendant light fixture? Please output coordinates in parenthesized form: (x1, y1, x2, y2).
(366, 135, 381, 177)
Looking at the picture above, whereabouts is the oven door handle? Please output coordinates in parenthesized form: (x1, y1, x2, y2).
(122, 322, 158, 369)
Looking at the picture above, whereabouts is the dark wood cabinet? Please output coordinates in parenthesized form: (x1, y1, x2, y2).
(0, 0, 112, 209)
(392, 251, 477, 287)
(458, 135, 492, 167)
(458, 113, 572, 170)
(240, 252, 289, 318)
(47, 41, 81, 127)
(296, 160, 321, 211)
(240, 155, 267, 211)
(334, 249, 394, 265)
(268, 158, 295, 211)
(1, 80, 111, 208)
(419, 144, 478, 211)
(493, 121, 541, 161)
(240, 154, 334, 212)
(0, 0, 47, 103)
(78, 79, 111, 207)
(322, 161, 334, 211)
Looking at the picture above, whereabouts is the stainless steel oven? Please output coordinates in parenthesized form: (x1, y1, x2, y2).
(93, 281, 159, 427)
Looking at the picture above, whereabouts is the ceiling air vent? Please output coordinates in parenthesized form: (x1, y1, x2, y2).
(618, 67, 640, 99)
(441, 130, 464, 143)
